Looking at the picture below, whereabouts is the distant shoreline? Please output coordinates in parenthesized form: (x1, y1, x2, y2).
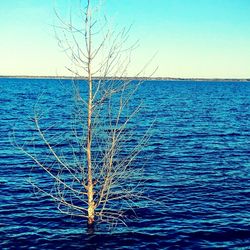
(0, 75, 249, 82)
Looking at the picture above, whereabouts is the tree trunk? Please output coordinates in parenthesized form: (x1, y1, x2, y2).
(86, 69, 95, 224)
(87, 183, 95, 225)
(86, 77, 95, 225)
(86, 16, 95, 224)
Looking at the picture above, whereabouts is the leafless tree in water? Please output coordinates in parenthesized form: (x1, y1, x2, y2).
(15, 0, 155, 227)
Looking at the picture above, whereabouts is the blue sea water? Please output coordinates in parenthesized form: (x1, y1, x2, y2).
(0, 78, 250, 249)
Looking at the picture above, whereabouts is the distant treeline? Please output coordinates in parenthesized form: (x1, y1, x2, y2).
(0, 75, 249, 82)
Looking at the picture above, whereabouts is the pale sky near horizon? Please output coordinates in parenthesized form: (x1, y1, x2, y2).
(1, 0, 250, 78)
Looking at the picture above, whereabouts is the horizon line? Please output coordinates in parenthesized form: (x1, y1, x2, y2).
(0, 75, 250, 82)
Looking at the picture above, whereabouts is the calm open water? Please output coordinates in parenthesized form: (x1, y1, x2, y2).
(0, 78, 250, 249)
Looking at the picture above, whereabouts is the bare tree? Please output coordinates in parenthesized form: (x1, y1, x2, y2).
(15, 0, 153, 227)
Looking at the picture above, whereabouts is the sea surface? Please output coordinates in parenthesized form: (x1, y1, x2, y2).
(0, 78, 250, 249)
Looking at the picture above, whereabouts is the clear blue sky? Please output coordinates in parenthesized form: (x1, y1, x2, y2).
(1, 0, 250, 78)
